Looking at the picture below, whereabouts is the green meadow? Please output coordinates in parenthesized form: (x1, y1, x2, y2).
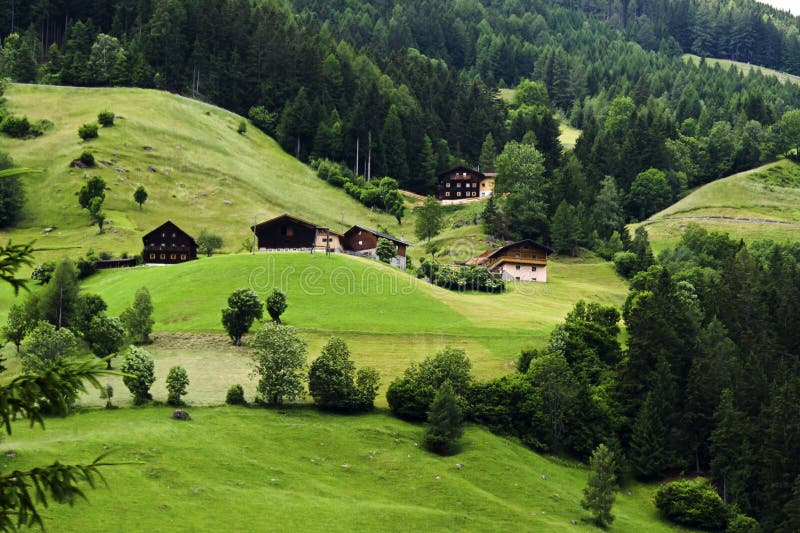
(2, 407, 681, 532)
(682, 54, 800, 85)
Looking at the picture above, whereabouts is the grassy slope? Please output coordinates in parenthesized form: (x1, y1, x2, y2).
(0, 84, 403, 260)
(3, 406, 681, 532)
(682, 54, 800, 85)
(641, 159, 800, 251)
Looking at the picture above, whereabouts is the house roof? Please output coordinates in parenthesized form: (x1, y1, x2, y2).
(437, 166, 486, 179)
(345, 225, 412, 246)
(467, 239, 554, 265)
(251, 213, 343, 237)
(142, 221, 196, 245)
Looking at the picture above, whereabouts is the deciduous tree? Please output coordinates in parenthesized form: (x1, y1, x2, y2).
(222, 288, 263, 345)
(120, 287, 154, 344)
(251, 323, 307, 406)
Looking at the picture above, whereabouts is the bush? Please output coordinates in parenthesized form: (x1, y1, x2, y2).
(78, 123, 99, 140)
(654, 479, 728, 530)
(420, 260, 506, 293)
(0, 115, 31, 138)
(166, 365, 190, 406)
(79, 151, 95, 167)
(237, 120, 247, 134)
(226, 384, 246, 405)
(248, 105, 276, 135)
(266, 289, 287, 324)
(308, 337, 380, 412)
(727, 513, 761, 533)
(121, 346, 156, 405)
(30, 261, 56, 285)
(387, 347, 472, 421)
(613, 251, 639, 278)
(97, 111, 115, 127)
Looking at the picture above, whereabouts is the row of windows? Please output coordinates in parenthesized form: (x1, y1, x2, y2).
(146, 243, 190, 248)
(445, 181, 476, 188)
(515, 265, 538, 271)
(444, 191, 478, 197)
(148, 253, 188, 261)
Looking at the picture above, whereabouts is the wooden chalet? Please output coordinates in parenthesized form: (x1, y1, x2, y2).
(343, 225, 411, 270)
(142, 221, 198, 264)
(467, 239, 553, 282)
(436, 166, 495, 200)
(251, 214, 343, 253)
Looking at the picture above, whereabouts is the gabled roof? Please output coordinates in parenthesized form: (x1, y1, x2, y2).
(251, 213, 343, 236)
(437, 166, 486, 179)
(345, 225, 412, 246)
(467, 239, 554, 265)
(142, 221, 196, 245)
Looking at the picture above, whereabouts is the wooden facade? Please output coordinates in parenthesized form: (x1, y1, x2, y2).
(343, 225, 410, 270)
(142, 221, 198, 264)
(437, 166, 483, 200)
(251, 214, 343, 252)
(468, 239, 553, 283)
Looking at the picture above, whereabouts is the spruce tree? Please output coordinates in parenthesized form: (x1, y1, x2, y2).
(581, 443, 618, 528)
(422, 382, 464, 456)
(381, 105, 409, 181)
(551, 200, 581, 256)
(38, 258, 80, 329)
(479, 132, 497, 172)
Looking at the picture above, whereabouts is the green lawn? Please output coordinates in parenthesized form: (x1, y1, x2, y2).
(640, 160, 800, 251)
(0, 84, 403, 261)
(2, 406, 683, 532)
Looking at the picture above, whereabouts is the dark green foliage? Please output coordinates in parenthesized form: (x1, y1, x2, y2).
(78, 123, 98, 140)
(85, 315, 125, 369)
(221, 288, 263, 345)
(419, 261, 505, 293)
(414, 196, 444, 242)
(387, 347, 471, 421)
(30, 262, 55, 285)
(166, 366, 190, 406)
(654, 479, 728, 530)
(251, 323, 307, 406)
(1, 116, 34, 138)
(248, 106, 277, 136)
(727, 513, 761, 533)
(196, 229, 223, 257)
(225, 384, 246, 405)
(2, 303, 35, 352)
(0, 171, 25, 227)
(77, 176, 106, 210)
(97, 111, 115, 127)
(376, 237, 397, 264)
(79, 151, 95, 167)
(308, 337, 380, 412)
(422, 382, 463, 456)
(550, 200, 581, 256)
(628, 168, 672, 221)
(133, 185, 148, 209)
(88, 196, 105, 233)
(38, 258, 79, 329)
(72, 294, 108, 340)
(581, 444, 618, 528)
(120, 287, 154, 344)
(121, 346, 156, 405)
(266, 289, 287, 324)
(19, 322, 78, 373)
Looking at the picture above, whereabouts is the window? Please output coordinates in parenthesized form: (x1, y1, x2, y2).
(160, 254, 166, 260)
(445, 191, 450, 197)
(456, 182, 461, 188)
(172, 233, 176, 238)
(515, 276, 521, 281)
(532, 266, 537, 271)
(457, 191, 462, 197)
(149, 253, 156, 260)
(162, 233, 166, 238)
(170, 254, 177, 260)
(446, 182, 451, 188)
(515, 265, 521, 270)
(472, 192, 477, 197)
(482, 182, 486, 188)
(358, 240, 363, 246)
(180, 254, 187, 260)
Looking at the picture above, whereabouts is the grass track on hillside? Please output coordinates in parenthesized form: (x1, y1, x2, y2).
(2, 406, 682, 532)
(682, 54, 800, 85)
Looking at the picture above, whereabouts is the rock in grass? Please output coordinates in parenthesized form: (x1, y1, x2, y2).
(171, 409, 191, 421)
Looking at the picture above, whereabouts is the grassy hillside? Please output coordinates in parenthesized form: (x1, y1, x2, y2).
(0, 84, 403, 260)
(640, 159, 800, 250)
(683, 54, 800, 85)
(2, 406, 681, 532)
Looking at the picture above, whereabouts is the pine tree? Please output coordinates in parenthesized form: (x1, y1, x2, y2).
(479, 132, 497, 172)
(381, 105, 409, 181)
(782, 475, 800, 533)
(422, 382, 464, 456)
(581, 443, 618, 528)
(710, 389, 749, 505)
(551, 200, 581, 256)
(629, 357, 675, 479)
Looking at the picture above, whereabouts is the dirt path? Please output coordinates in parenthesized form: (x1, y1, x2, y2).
(646, 215, 800, 227)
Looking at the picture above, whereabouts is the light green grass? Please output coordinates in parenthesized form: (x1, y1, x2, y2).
(0, 84, 403, 261)
(682, 54, 800, 85)
(2, 406, 683, 532)
(560, 123, 582, 149)
(640, 160, 800, 251)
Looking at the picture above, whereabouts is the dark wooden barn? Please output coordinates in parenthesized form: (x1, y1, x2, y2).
(343, 225, 410, 270)
(436, 166, 485, 200)
(142, 221, 198, 264)
(251, 214, 343, 252)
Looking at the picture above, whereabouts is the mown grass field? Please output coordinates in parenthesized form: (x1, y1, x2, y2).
(1, 252, 628, 406)
(640, 159, 800, 251)
(682, 54, 800, 85)
(0, 84, 402, 260)
(2, 406, 682, 532)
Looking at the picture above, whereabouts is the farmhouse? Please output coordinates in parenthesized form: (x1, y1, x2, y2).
(251, 214, 343, 253)
(142, 221, 198, 264)
(436, 166, 495, 200)
(467, 239, 553, 282)
(343, 225, 411, 270)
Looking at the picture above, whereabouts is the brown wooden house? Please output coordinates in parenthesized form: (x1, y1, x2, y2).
(467, 239, 553, 282)
(436, 166, 495, 200)
(343, 225, 411, 270)
(251, 214, 343, 253)
(142, 221, 198, 264)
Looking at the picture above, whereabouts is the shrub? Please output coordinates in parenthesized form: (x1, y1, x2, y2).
(0, 115, 31, 138)
(79, 151, 95, 167)
(308, 337, 380, 412)
(221, 288, 263, 345)
(78, 123, 99, 140)
(19, 322, 78, 373)
(237, 120, 247, 134)
(726, 513, 761, 533)
(121, 346, 156, 405)
(166, 366, 190, 406)
(31, 261, 56, 284)
(197, 229, 223, 257)
(654, 479, 728, 530)
(97, 111, 115, 127)
(613, 251, 639, 278)
(226, 384, 246, 405)
(266, 289, 287, 324)
(100, 384, 114, 409)
(248, 105, 276, 135)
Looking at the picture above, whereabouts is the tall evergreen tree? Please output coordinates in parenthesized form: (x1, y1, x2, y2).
(581, 443, 618, 528)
